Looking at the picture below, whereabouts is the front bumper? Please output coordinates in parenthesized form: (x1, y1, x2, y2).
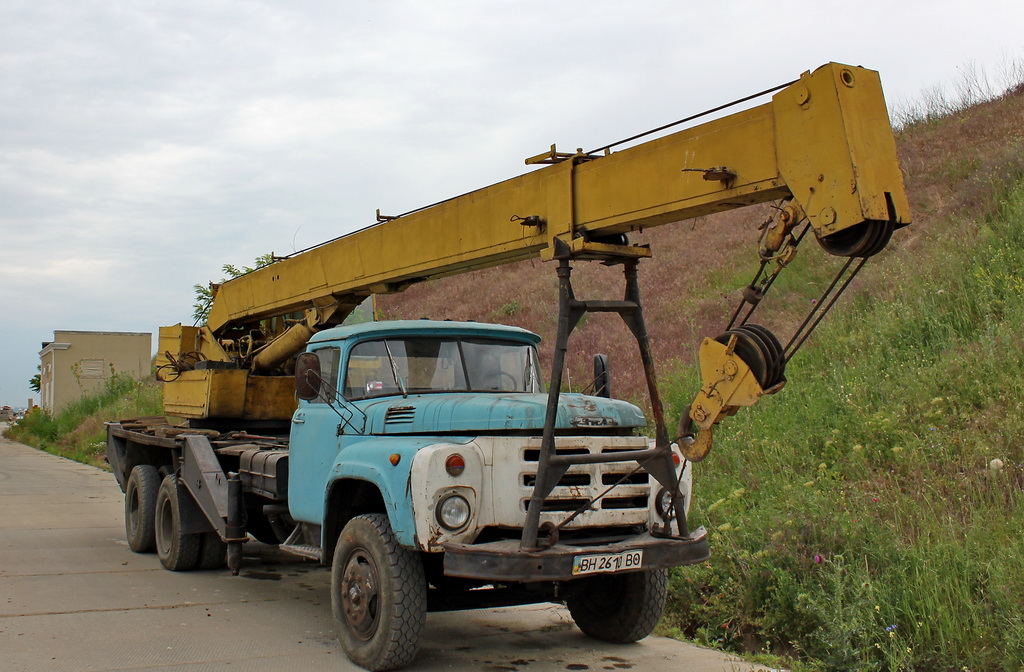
(441, 526, 709, 583)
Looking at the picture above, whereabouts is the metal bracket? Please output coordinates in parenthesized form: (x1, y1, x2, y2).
(520, 250, 689, 551)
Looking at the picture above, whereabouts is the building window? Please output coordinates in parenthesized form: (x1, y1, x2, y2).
(79, 359, 106, 379)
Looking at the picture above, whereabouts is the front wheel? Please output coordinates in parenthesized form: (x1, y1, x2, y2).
(331, 514, 427, 671)
(566, 569, 668, 643)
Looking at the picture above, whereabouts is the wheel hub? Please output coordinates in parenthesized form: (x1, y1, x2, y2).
(342, 549, 380, 640)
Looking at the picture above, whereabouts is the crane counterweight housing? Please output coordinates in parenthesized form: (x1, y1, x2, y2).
(114, 62, 910, 671)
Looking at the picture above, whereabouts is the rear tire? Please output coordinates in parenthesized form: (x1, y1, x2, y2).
(125, 465, 160, 553)
(566, 569, 668, 643)
(332, 513, 426, 671)
(196, 532, 227, 570)
(154, 474, 201, 571)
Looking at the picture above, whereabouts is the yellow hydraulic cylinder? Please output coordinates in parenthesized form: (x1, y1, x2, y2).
(252, 321, 317, 371)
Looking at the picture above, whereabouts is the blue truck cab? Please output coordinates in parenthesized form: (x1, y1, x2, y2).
(289, 320, 654, 551)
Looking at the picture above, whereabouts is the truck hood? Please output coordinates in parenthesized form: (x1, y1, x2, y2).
(356, 392, 646, 434)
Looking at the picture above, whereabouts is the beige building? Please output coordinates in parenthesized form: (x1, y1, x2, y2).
(39, 330, 152, 413)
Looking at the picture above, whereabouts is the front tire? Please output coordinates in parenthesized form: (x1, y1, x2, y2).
(154, 474, 201, 571)
(331, 514, 427, 671)
(125, 465, 160, 553)
(566, 569, 668, 643)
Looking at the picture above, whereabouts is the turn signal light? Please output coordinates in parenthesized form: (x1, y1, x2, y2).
(445, 454, 466, 476)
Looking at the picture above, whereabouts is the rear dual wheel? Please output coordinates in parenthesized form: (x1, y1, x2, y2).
(125, 465, 160, 553)
(197, 532, 227, 570)
(154, 473, 207, 571)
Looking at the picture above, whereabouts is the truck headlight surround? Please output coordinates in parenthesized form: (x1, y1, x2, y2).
(436, 494, 471, 530)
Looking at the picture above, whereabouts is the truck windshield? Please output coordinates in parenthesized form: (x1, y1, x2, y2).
(343, 337, 542, 400)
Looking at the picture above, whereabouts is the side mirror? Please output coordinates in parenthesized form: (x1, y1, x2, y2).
(294, 352, 323, 401)
(593, 354, 611, 398)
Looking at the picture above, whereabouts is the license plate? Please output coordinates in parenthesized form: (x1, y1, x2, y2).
(571, 549, 643, 575)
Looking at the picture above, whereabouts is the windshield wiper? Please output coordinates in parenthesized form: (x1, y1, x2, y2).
(525, 347, 538, 393)
(383, 340, 408, 398)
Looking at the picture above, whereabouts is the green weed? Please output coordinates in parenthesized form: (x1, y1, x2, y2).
(661, 179, 1024, 670)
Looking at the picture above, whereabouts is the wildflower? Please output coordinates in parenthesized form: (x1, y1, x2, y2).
(818, 462, 827, 470)
(885, 624, 897, 632)
(813, 555, 823, 564)
(875, 605, 881, 611)
(803, 480, 816, 487)
(730, 487, 746, 499)
(717, 522, 732, 532)
(852, 444, 864, 452)
(872, 497, 879, 502)
(989, 458, 1005, 472)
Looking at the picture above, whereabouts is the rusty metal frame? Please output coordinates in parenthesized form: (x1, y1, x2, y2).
(520, 242, 690, 552)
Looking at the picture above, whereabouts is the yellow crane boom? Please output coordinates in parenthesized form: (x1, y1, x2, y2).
(158, 62, 909, 424)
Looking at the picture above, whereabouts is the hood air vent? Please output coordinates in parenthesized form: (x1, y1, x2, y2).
(385, 406, 416, 425)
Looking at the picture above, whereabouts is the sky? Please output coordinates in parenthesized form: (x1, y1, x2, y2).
(2, 0, 1022, 408)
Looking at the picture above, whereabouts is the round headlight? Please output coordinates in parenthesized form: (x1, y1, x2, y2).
(436, 494, 471, 530)
(656, 487, 678, 518)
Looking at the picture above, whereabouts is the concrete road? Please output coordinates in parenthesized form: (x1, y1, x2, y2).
(0, 434, 770, 672)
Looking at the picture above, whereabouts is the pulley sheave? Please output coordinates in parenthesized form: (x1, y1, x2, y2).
(714, 324, 785, 389)
(817, 220, 894, 258)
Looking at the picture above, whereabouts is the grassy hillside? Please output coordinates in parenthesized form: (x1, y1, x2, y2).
(662, 177, 1024, 671)
(378, 84, 1024, 671)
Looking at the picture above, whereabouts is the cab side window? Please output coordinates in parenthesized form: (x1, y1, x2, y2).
(309, 347, 340, 404)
